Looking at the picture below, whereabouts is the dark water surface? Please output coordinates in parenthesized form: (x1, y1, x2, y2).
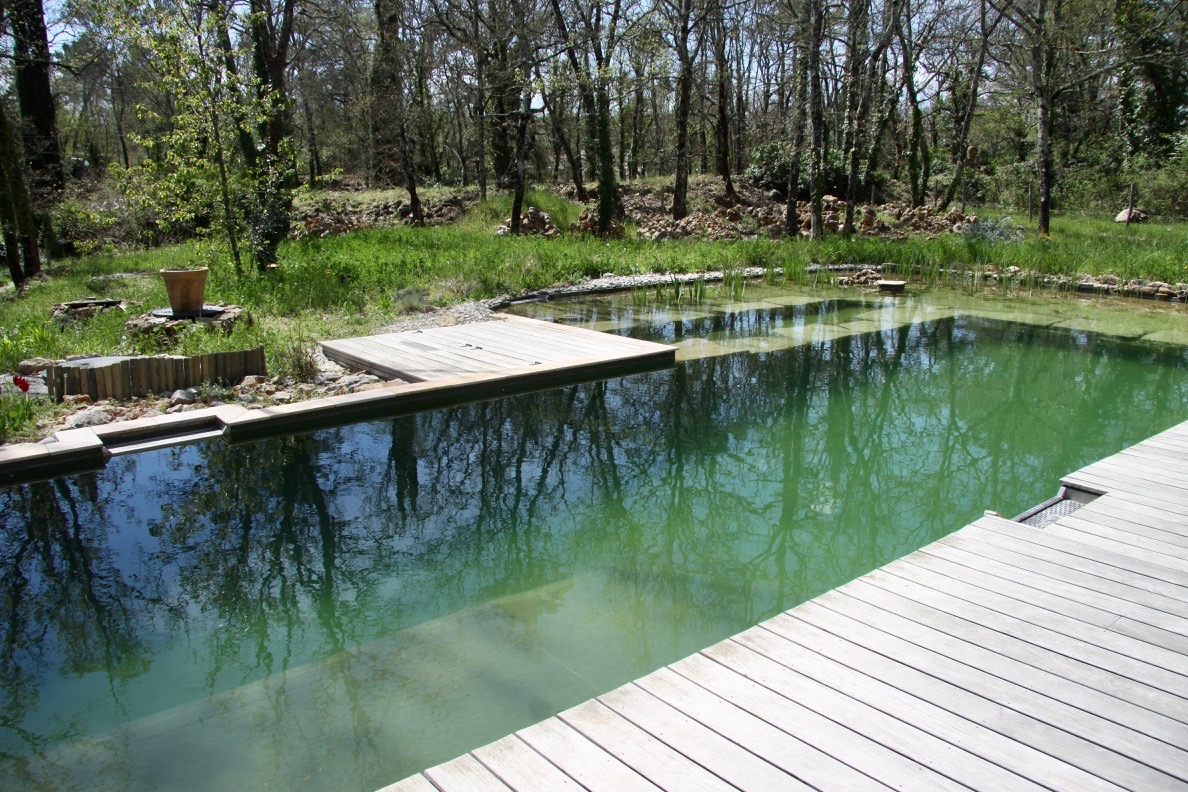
(2, 292, 1186, 791)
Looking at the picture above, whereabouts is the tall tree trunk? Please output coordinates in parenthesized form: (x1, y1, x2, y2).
(475, 47, 488, 200)
(669, 0, 699, 220)
(509, 30, 534, 234)
(375, 0, 422, 222)
(807, 0, 825, 238)
(541, 84, 588, 200)
(712, 2, 737, 203)
(304, 99, 323, 188)
(860, 51, 897, 194)
(939, 0, 989, 211)
(900, 2, 930, 207)
(246, 0, 297, 269)
(549, 0, 620, 234)
(841, 0, 870, 232)
(9, 0, 62, 200)
(0, 105, 42, 286)
(1033, 0, 1059, 237)
(784, 34, 808, 235)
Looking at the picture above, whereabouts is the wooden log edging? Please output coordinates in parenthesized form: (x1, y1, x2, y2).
(46, 346, 267, 403)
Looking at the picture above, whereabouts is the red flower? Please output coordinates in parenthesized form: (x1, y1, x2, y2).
(11, 376, 29, 393)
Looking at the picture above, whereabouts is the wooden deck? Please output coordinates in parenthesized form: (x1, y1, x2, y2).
(382, 420, 1188, 792)
(321, 315, 674, 383)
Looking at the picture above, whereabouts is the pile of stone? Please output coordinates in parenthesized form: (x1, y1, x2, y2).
(571, 208, 625, 238)
(496, 206, 562, 237)
(290, 193, 475, 239)
(879, 202, 978, 236)
(52, 298, 126, 324)
(124, 305, 250, 339)
(836, 267, 884, 287)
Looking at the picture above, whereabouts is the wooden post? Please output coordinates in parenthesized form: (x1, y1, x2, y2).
(134, 359, 147, 397)
(1125, 183, 1136, 229)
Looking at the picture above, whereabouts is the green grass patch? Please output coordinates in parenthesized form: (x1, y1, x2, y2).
(1, 209, 1185, 412)
(456, 189, 585, 231)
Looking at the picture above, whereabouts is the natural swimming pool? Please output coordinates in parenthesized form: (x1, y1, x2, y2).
(2, 287, 1186, 791)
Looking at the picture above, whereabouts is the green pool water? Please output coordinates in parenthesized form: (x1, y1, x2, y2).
(2, 286, 1186, 791)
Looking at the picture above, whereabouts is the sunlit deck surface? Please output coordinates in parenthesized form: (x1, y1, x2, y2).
(383, 420, 1188, 792)
(321, 314, 675, 384)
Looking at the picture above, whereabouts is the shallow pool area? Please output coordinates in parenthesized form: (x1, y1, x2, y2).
(2, 286, 1186, 791)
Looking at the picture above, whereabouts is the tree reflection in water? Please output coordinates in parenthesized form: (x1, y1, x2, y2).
(0, 313, 1185, 791)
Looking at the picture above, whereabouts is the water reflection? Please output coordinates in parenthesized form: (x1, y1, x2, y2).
(1, 312, 1185, 791)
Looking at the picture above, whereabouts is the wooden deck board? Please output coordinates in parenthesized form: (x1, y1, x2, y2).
(322, 316, 676, 386)
(390, 420, 1188, 792)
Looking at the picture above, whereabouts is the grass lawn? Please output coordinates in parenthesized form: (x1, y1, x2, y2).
(2, 189, 1186, 441)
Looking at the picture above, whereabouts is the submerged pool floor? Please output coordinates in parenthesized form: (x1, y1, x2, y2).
(1, 287, 1186, 791)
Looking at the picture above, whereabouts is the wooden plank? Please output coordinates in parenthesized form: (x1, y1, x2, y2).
(1057, 515, 1188, 562)
(735, 624, 1127, 792)
(679, 650, 955, 792)
(371, 332, 545, 368)
(1077, 490, 1188, 532)
(436, 322, 627, 359)
(424, 754, 513, 792)
(1085, 456, 1188, 491)
(502, 314, 671, 352)
(822, 584, 1188, 729)
(596, 685, 812, 791)
(918, 542, 1188, 644)
(636, 668, 890, 791)
(1063, 474, 1188, 518)
(777, 604, 1188, 785)
(1069, 503, 1188, 549)
(372, 335, 521, 373)
(516, 718, 663, 792)
(978, 517, 1188, 589)
(558, 700, 736, 791)
(671, 653, 962, 792)
(338, 337, 469, 380)
(862, 568, 1188, 698)
(892, 555, 1188, 673)
(1042, 521, 1188, 573)
(942, 529, 1188, 619)
(704, 639, 1045, 791)
(424, 325, 585, 362)
(471, 735, 583, 791)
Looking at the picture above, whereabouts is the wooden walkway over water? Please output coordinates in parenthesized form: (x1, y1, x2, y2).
(383, 420, 1188, 792)
(322, 315, 674, 383)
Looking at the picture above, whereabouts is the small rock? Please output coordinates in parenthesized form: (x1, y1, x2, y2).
(238, 393, 256, 403)
(1114, 207, 1148, 224)
(63, 394, 93, 406)
(239, 374, 267, 387)
(166, 404, 187, 414)
(170, 388, 199, 407)
(66, 408, 114, 429)
(355, 381, 392, 392)
(17, 357, 55, 375)
(272, 391, 292, 403)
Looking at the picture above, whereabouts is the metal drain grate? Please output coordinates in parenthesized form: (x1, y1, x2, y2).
(1015, 486, 1099, 529)
(1019, 497, 1085, 528)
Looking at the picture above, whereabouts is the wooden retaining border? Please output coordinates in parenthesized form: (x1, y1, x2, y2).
(0, 323, 675, 486)
(45, 346, 267, 403)
(382, 419, 1188, 792)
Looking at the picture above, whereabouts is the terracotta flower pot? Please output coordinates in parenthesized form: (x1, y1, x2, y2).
(160, 267, 208, 315)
